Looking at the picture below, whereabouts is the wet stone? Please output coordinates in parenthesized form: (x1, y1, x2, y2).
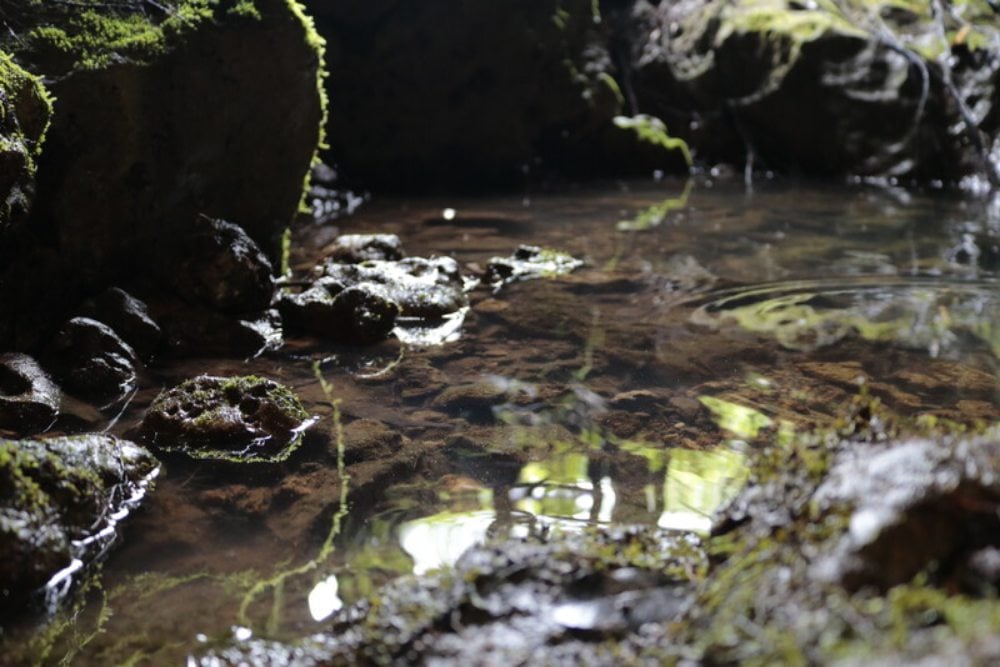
(150, 298, 283, 359)
(0, 435, 158, 617)
(430, 381, 510, 421)
(137, 375, 313, 463)
(164, 217, 275, 314)
(279, 282, 400, 345)
(484, 244, 584, 289)
(318, 256, 467, 319)
(44, 317, 139, 404)
(0, 353, 60, 435)
(342, 418, 404, 464)
(221, 527, 704, 666)
(325, 233, 405, 263)
(77, 287, 161, 361)
(808, 435, 1000, 592)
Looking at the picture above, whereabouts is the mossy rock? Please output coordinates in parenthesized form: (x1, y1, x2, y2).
(0, 434, 158, 617)
(138, 374, 313, 463)
(629, 0, 1000, 183)
(0, 51, 50, 241)
(0, 0, 325, 316)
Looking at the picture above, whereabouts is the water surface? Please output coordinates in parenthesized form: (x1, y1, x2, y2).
(6, 179, 999, 665)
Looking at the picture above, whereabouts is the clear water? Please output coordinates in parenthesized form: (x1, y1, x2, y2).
(4, 179, 999, 665)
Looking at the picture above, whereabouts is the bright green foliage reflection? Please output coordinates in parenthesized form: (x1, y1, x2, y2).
(698, 395, 774, 439)
(659, 448, 749, 534)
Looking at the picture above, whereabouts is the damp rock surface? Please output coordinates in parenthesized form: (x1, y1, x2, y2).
(0, 434, 157, 618)
(196, 526, 704, 666)
(484, 245, 584, 289)
(0, 53, 50, 239)
(137, 374, 313, 463)
(325, 233, 405, 264)
(77, 287, 162, 361)
(319, 256, 468, 319)
(163, 217, 276, 315)
(279, 282, 400, 345)
(0, 353, 60, 435)
(44, 316, 139, 404)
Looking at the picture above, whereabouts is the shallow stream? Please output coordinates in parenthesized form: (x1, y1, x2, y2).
(4, 178, 1000, 665)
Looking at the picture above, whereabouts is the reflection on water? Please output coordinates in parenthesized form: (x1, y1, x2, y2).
(306, 576, 343, 622)
(512, 452, 616, 526)
(692, 277, 1000, 358)
(399, 510, 497, 575)
(6, 181, 1000, 664)
(697, 396, 773, 440)
(658, 448, 748, 534)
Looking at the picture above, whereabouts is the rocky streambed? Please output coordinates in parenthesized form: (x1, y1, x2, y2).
(1, 1, 999, 665)
(0, 179, 997, 665)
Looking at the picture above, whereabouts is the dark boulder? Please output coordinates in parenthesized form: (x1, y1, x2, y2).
(43, 317, 139, 404)
(0, 353, 60, 435)
(161, 217, 276, 315)
(0, 0, 325, 349)
(306, 0, 631, 189)
(78, 287, 162, 361)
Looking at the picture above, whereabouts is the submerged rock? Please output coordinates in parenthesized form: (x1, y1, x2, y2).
(78, 287, 162, 361)
(137, 375, 313, 463)
(44, 317, 139, 404)
(163, 217, 276, 315)
(0, 353, 59, 435)
(0, 434, 158, 617)
(484, 245, 584, 289)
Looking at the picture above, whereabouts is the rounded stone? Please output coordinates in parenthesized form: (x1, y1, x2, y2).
(0, 353, 60, 435)
(138, 375, 313, 463)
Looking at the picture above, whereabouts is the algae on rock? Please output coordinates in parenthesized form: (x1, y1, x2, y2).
(0, 51, 50, 241)
(0, 0, 326, 349)
(0, 435, 158, 618)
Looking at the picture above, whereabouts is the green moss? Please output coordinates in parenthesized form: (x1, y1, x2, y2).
(287, 0, 329, 216)
(657, 397, 1000, 664)
(613, 114, 693, 168)
(227, 0, 263, 20)
(8, 1, 215, 74)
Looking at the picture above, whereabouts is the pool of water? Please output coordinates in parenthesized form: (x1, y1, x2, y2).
(4, 178, 999, 665)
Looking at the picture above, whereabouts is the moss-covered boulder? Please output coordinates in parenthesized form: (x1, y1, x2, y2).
(137, 374, 313, 463)
(622, 0, 1000, 185)
(0, 52, 50, 241)
(0, 435, 158, 618)
(0, 0, 325, 347)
